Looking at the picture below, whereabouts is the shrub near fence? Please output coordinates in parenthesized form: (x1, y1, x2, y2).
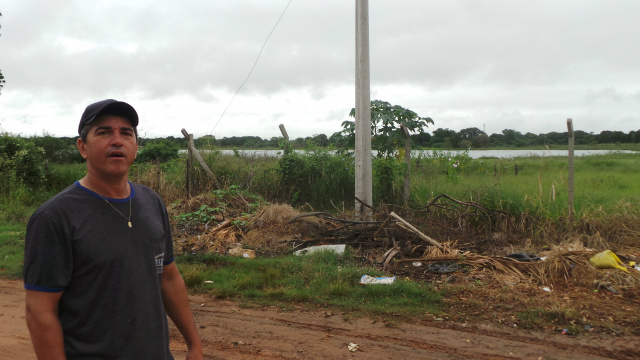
(278, 148, 355, 209)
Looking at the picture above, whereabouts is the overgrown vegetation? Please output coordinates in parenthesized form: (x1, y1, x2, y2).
(278, 147, 355, 208)
(2, 130, 638, 228)
(0, 223, 25, 278)
(0, 131, 639, 333)
(137, 139, 180, 163)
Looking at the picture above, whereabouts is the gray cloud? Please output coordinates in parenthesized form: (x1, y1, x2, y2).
(1, 0, 639, 138)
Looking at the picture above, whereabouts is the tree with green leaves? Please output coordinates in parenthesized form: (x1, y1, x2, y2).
(431, 128, 459, 148)
(341, 100, 434, 158)
(458, 127, 485, 140)
(137, 139, 180, 163)
(341, 100, 434, 204)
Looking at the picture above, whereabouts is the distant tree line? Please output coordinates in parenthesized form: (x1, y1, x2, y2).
(20, 127, 640, 154)
(3, 127, 638, 167)
(409, 128, 640, 149)
(154, 128, 640, 150)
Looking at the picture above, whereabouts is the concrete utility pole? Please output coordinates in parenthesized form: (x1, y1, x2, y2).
(355, 0, 373, 220)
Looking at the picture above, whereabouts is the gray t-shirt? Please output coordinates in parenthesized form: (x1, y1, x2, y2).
(24, 181, 175, 359)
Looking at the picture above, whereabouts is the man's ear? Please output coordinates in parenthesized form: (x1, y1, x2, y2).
(77, 138, 89, 159)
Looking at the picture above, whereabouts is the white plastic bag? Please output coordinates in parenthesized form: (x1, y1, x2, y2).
(359, 275, 396, 285)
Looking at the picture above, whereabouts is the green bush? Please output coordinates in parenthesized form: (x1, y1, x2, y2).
(137, 140, 180, 163)
(0, 176, 31, 222)
(0, 134, 46, 187)
(373, 157, 404, 204)
(32, 136, 83, 164)
(278, 148, 354, 208)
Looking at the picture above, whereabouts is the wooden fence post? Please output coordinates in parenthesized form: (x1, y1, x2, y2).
(181, 129, 222, 193)
(567, 118, 575, 223)
(279, 124, 290, 155)
(186, 134, 193, 197)
(400, 124, 411, 206)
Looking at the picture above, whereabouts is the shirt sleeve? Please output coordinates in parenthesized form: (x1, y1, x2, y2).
(23, 209, 73, 292)
(159, 199, 175, 266)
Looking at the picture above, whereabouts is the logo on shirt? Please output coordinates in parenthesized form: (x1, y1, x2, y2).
(155, 253, 164, 274)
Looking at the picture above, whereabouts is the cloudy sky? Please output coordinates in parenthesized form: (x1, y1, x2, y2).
(1, 0, 639, 140)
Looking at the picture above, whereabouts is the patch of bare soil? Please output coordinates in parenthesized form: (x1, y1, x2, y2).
(3, 279, 638, 359)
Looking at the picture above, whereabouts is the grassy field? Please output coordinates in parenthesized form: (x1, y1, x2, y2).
(410, 152, 640, 218)
(1, 150, 638, 324)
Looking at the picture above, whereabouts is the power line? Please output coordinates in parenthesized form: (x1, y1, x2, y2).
(210, 0, 293, 135)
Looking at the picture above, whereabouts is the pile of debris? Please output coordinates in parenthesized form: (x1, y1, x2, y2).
(169, 196, 640, 295)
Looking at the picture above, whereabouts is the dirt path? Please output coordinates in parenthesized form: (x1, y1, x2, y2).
(2, 279, 637, 359)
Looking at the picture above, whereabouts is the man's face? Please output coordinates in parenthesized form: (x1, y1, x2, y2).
(77, 115, 139, 180)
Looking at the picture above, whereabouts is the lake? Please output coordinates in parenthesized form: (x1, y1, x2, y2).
(182, 149, 635, 159)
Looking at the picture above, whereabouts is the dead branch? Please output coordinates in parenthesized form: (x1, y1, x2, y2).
(381, 246, 401, 268)
(288, 212, 383, 225)
(208, 219, 232, 235)
(425, 194, 511, 215)
(390, 212, 443, 249)
(354, 196, 375, 211)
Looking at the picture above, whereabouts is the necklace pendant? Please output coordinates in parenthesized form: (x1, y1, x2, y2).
(128, 221, 132, 228)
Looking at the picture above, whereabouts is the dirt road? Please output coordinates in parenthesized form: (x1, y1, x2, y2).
(2, 279, 637, 359)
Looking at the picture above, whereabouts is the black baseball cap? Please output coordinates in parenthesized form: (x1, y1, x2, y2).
(78, 99, 139, 135)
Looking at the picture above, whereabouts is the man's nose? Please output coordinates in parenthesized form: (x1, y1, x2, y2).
(110, 132, 124, 146)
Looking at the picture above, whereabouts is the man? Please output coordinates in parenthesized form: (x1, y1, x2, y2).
(23, 99, 204, 359)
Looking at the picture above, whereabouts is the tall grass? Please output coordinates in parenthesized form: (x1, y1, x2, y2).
(411, 152, 640, 219)
(2, 149, 638, 248)
(44, 163, 86, 191)
(0, 223, 25, 278)
(27, 152, 640, 222)
(278, 148, 355, 209)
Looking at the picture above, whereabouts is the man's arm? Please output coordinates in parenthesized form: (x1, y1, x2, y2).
(161, 262, 204, 359)
(25, 290, 66, 360)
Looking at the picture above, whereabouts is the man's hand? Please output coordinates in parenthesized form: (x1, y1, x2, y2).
(186, 346, 205, 360)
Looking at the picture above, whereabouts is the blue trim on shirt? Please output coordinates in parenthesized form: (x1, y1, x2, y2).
(164, 258, 175, 266)
(24, 283, 64, 293)
(75, 181, 136, 202)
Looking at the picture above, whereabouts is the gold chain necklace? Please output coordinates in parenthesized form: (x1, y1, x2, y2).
(101, 196, 132, 228)
(97, 187, 133, 228)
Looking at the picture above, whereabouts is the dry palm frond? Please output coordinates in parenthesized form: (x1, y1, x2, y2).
(485, 257, 529, 279)
(421, 241, 460, 257)
(531, 251, 592, 285)
(200, 227, 239, 254)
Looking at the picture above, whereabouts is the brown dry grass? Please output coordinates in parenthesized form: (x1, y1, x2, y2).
(243, 204, 328, 254)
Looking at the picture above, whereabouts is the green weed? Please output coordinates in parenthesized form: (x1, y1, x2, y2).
(0, 223, 25, 278)
(517, 307, 585, 333)
(176, 251, 443, 318)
